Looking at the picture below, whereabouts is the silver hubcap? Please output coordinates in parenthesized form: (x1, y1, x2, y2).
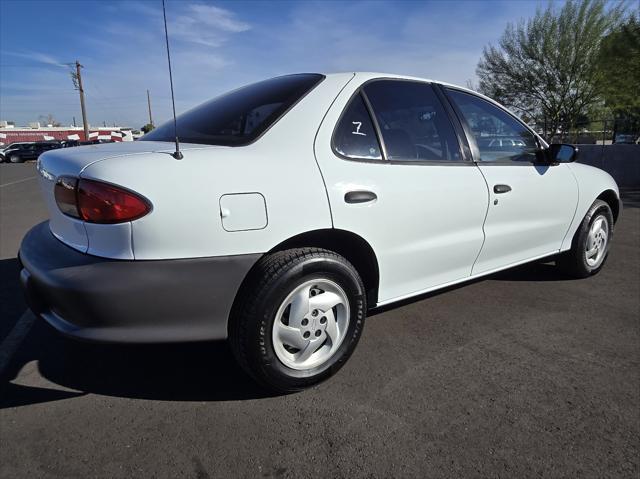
(272, 279, 349, 371)
(585, 214, 609, 268)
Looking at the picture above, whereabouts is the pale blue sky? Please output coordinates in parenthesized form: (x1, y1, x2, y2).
(0, 0, 549, 128)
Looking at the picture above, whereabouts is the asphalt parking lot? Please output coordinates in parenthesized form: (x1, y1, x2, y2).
(0, 163, 638, 478)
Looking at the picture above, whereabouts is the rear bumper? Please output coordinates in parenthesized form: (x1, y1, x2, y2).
(19, 221, 261, 343)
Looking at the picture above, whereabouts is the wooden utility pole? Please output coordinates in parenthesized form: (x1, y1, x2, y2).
(147, 89, 154, 128)
(75, 61, 89, 141)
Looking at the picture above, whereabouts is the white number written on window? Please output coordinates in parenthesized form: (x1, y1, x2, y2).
(351, 121, 366, 136)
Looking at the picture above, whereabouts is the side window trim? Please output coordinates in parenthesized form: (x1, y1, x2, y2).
(366, 78, 467, 164)
(360, 89, 389, 161)
(433, 84, 473, 162)
(441, 86, 543, 165)
(439, 87, 483, 163)
(331, 78, 473, 166)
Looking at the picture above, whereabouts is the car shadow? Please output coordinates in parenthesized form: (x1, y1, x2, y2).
(1, 319, 277, 408)
(370, 259, 570, 317)
(0, 258, 28, 343)
(621, 188, 640, 209)
(0, 254, 589, 409)
(0, 258, 277, 409)
(489, 260, 571, 282)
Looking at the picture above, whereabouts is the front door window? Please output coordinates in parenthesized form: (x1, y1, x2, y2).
(446, 89, 538, 163)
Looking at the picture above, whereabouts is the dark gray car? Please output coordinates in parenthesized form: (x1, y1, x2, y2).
(0, 141, 62, 163)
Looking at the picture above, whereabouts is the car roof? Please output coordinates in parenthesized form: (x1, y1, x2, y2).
(320, 71, 546, 146)
(323, 71, 485, 97)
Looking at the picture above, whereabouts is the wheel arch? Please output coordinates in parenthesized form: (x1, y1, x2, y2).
(267, 228, 380, 307)
(227, 228, 380, 338)
(597, 189, 620, 223)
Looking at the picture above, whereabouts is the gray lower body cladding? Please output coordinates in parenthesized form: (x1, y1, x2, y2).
(18, 221, 261, 343)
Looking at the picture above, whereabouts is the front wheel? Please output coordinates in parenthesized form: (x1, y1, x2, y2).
(229, 248, 366, 393)
(557, 199, 614, 278)
(9, 155, 23, 163)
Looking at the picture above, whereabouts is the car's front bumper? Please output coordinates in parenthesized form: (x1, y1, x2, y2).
(18, 221, 261, 343)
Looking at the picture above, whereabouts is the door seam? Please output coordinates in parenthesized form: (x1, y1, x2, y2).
(471, 162, 491, 275)
(312, 73, 356, 228)
(559, 164, 581, 250)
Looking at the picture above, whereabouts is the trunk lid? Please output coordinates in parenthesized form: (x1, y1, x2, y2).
(36, 141, 207, 254)
(38, 141, 191, 176)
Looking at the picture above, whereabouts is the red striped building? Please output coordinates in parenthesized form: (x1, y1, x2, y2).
(0, 127, 130, 145)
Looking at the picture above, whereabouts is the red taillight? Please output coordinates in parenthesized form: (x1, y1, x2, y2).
(54, 176, 79, 218)
(54, 177, 151, 224)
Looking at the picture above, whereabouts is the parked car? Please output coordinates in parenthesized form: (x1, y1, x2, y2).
(0, 142, 34, 161)
(1, 141, 62, 163)
(1, 141, 31, 150)
(613, 134, 638, 144)
(19, 73, 621, 392)
(479, 138, 527, 148)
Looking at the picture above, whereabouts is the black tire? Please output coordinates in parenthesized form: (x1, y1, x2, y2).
(9, 155, 23, 164)
(229, 247, 367, 393)
(557, 199, 614, 278)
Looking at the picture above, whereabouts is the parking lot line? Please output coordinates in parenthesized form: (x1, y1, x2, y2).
(0, 310, 36, 377)
(0, 176, 36, 188)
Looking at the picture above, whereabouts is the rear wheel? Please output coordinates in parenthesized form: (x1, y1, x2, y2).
(229, 248, 366, 393)
(557, 199, 613, 278)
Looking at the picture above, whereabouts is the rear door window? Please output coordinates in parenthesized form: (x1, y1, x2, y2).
(333, 93, 382, 160)
(363, 80, 462, 162)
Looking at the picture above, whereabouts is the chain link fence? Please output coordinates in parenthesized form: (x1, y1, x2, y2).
(536, 116, 640, 145)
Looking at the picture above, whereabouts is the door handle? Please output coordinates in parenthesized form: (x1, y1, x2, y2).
(344, 190, 377, 204)
(493, 184, 512, 194)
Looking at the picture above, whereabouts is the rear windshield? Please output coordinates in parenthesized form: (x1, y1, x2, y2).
(141, 74, 324, 146)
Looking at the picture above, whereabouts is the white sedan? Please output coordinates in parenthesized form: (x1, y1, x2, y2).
(20, 72, 620, 392)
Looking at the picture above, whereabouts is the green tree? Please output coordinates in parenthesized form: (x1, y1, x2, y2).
(141, 123, 154, 134)
(595, 13, 640, 133)
(477, 0, 626, 138)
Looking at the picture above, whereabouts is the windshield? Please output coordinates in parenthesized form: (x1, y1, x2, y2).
(141, 74, 324, 146)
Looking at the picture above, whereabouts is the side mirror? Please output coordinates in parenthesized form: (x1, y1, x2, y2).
(548, 143, 578, 163)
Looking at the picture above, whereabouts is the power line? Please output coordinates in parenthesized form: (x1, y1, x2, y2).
(0, 64, 68, 68)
